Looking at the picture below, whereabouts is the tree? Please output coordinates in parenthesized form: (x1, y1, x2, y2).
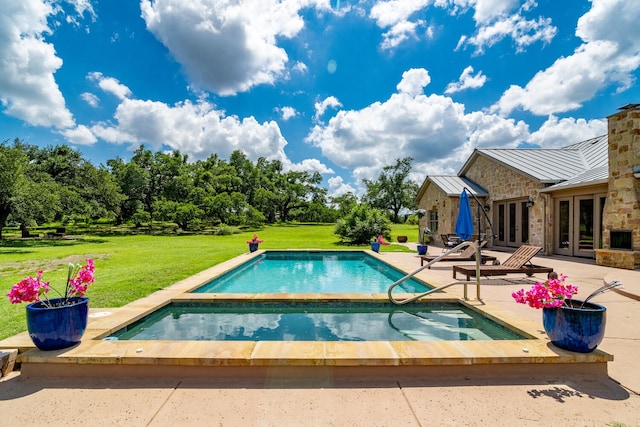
(0, 140, 28, 238)
(363, 157, 419, 223)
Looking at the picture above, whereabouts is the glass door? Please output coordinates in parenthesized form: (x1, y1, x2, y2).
(494, 200, 529, 247)
(555, 198, 572, 255)
(575, 196, 595, 257)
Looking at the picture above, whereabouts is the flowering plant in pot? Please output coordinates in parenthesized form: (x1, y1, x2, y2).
(6, 259, 95, 350)
(370, 235, 389, 253)
(247, 234, 264, 252)
(417, 226, 431, 255)
(512, 273, 621, 353)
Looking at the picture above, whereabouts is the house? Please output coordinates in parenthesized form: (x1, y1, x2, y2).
(415, 104, 640, 270)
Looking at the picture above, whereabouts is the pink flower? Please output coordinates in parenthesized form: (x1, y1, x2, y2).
(246, 234, 264, 244)
(376, 235, 390, 245)
(511, 274, 578, 309)
(6, 259, 95, 307)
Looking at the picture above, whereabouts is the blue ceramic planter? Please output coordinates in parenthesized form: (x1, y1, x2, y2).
(542, 299, 606, 353)
(370, 242, 381, 252)
(26, 297, 89, 351)
(248, 243, 259, 252)
(417, 245, 428, 256)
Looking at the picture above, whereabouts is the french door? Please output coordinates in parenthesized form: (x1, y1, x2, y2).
(554, 195, 605, 258)
(495, 200, 529, 247)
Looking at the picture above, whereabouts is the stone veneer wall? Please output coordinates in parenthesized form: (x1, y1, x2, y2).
(418, 184, 453, 242)
(596, 107, 640, 270)
(464, 155, 546, 248)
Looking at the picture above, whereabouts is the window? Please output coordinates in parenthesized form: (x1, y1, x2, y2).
(428, 210, 438, 233)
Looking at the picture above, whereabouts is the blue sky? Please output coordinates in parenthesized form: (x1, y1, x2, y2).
(1, 0, 639, 196)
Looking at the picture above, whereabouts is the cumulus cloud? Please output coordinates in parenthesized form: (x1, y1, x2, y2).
(457, 8, 556, 54)
(88, 72, 132, 100)
(492, 0, 640, 115)
(529, 115, 607, 148)
(81, 92, 99, 107)
(306, 67, 537, 181)
(370, 0, 429, 50)
(140, 0, 329, 96)
(445, 66, 487, 94)
(0, 0, 75, 128)
(313, 96, 342, 122)
(396, 68, 431, 96)
(90, 95, 332, 175)
(278, 106, 298, 121)
(59, 124, 97, 145)
(327, 176, 356, 197)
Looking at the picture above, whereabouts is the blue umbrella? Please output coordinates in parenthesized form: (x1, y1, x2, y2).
(455, 191, 474, 241)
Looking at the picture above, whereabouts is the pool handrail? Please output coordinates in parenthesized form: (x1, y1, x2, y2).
(388, 240, 482, 305)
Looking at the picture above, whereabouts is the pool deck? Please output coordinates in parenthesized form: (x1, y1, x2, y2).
(2, 246, 640, 426)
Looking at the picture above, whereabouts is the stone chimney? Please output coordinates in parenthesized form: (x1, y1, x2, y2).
(596, 104, 640, 269)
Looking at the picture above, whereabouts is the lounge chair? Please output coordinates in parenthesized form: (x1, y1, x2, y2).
(420, 241, 497, 267)
(452, 245, 553, 280)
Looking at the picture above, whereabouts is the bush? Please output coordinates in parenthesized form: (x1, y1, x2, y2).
(334, 205, 391, 244)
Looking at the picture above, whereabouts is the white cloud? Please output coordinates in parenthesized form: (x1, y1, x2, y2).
(278, 106, 298, 121)
(90, 96, 331, 175)
(459, 11, 556, 54)
(81, 92, 99, 107)
(140, 0, 330, 96)
(396, 68, 431, 96)
(471, 0, 518, 24)
(313, 96, 342, 122)
(306, 67, 534, 182)
(492, 0, 640, 116)
(327, 176, 356, 197)
(370, 0, 429, 50)
(88, 72, 132, 100)
(59, 124, 97, 145)
(0, 0, 75, 128)
(529, 115, 607, 148)
(445, 66, 486, 94)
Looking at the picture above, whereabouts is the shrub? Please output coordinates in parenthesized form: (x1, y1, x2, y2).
(334, 205, 391, 244)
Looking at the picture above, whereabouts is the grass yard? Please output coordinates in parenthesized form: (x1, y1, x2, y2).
(0, 223, 418, 340)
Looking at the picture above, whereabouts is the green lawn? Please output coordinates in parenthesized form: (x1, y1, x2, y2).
(0, 223, 418, 340)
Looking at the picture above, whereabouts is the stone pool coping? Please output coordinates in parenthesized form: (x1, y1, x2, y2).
(0, 249, 613, 379)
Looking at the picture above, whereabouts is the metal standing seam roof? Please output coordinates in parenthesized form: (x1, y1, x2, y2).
(460, 134, 608, 184)
(540, 165, 609, 192)
(427, 176, 489, 197)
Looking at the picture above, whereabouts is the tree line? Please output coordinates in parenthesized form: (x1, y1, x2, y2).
(0, 139, 419, 241)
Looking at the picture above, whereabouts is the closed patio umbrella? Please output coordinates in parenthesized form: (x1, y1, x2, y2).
(455, 190, 474, 241)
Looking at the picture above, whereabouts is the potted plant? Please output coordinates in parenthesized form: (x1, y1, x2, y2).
(417, 226, 431, 256)
(247, 234, 263, 252)
(370, 235, 389, 253)
(6, 259, 95, 351)
(512, 273, 621, 353)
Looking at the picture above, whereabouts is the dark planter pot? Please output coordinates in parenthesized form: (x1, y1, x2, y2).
(370, 242, 381, 253)
(397, 236, 408, 243)
(248, 243, 259, 252)
(417, 245, 428, 256)
(542, 299, 606, 353)
(26, 297, 89, 351)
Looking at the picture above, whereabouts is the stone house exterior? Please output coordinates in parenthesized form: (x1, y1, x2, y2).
(415, 104, 640, 270)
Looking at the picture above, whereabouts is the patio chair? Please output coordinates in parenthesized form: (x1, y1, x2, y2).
(441, 234, 459, 252)
(452, 245, 553, 281)
(420, 241, 497, 267)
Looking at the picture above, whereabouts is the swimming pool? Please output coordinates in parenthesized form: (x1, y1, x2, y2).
(107, 301, 526, 341)
(192, 251, 430, 293)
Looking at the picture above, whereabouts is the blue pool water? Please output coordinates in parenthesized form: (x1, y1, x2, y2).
(192, 251, 430, 293)
(108, 302, 526, 341)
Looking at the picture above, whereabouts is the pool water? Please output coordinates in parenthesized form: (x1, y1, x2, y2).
(108, 302, 525, 341)
(192, 251, 430, 293)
